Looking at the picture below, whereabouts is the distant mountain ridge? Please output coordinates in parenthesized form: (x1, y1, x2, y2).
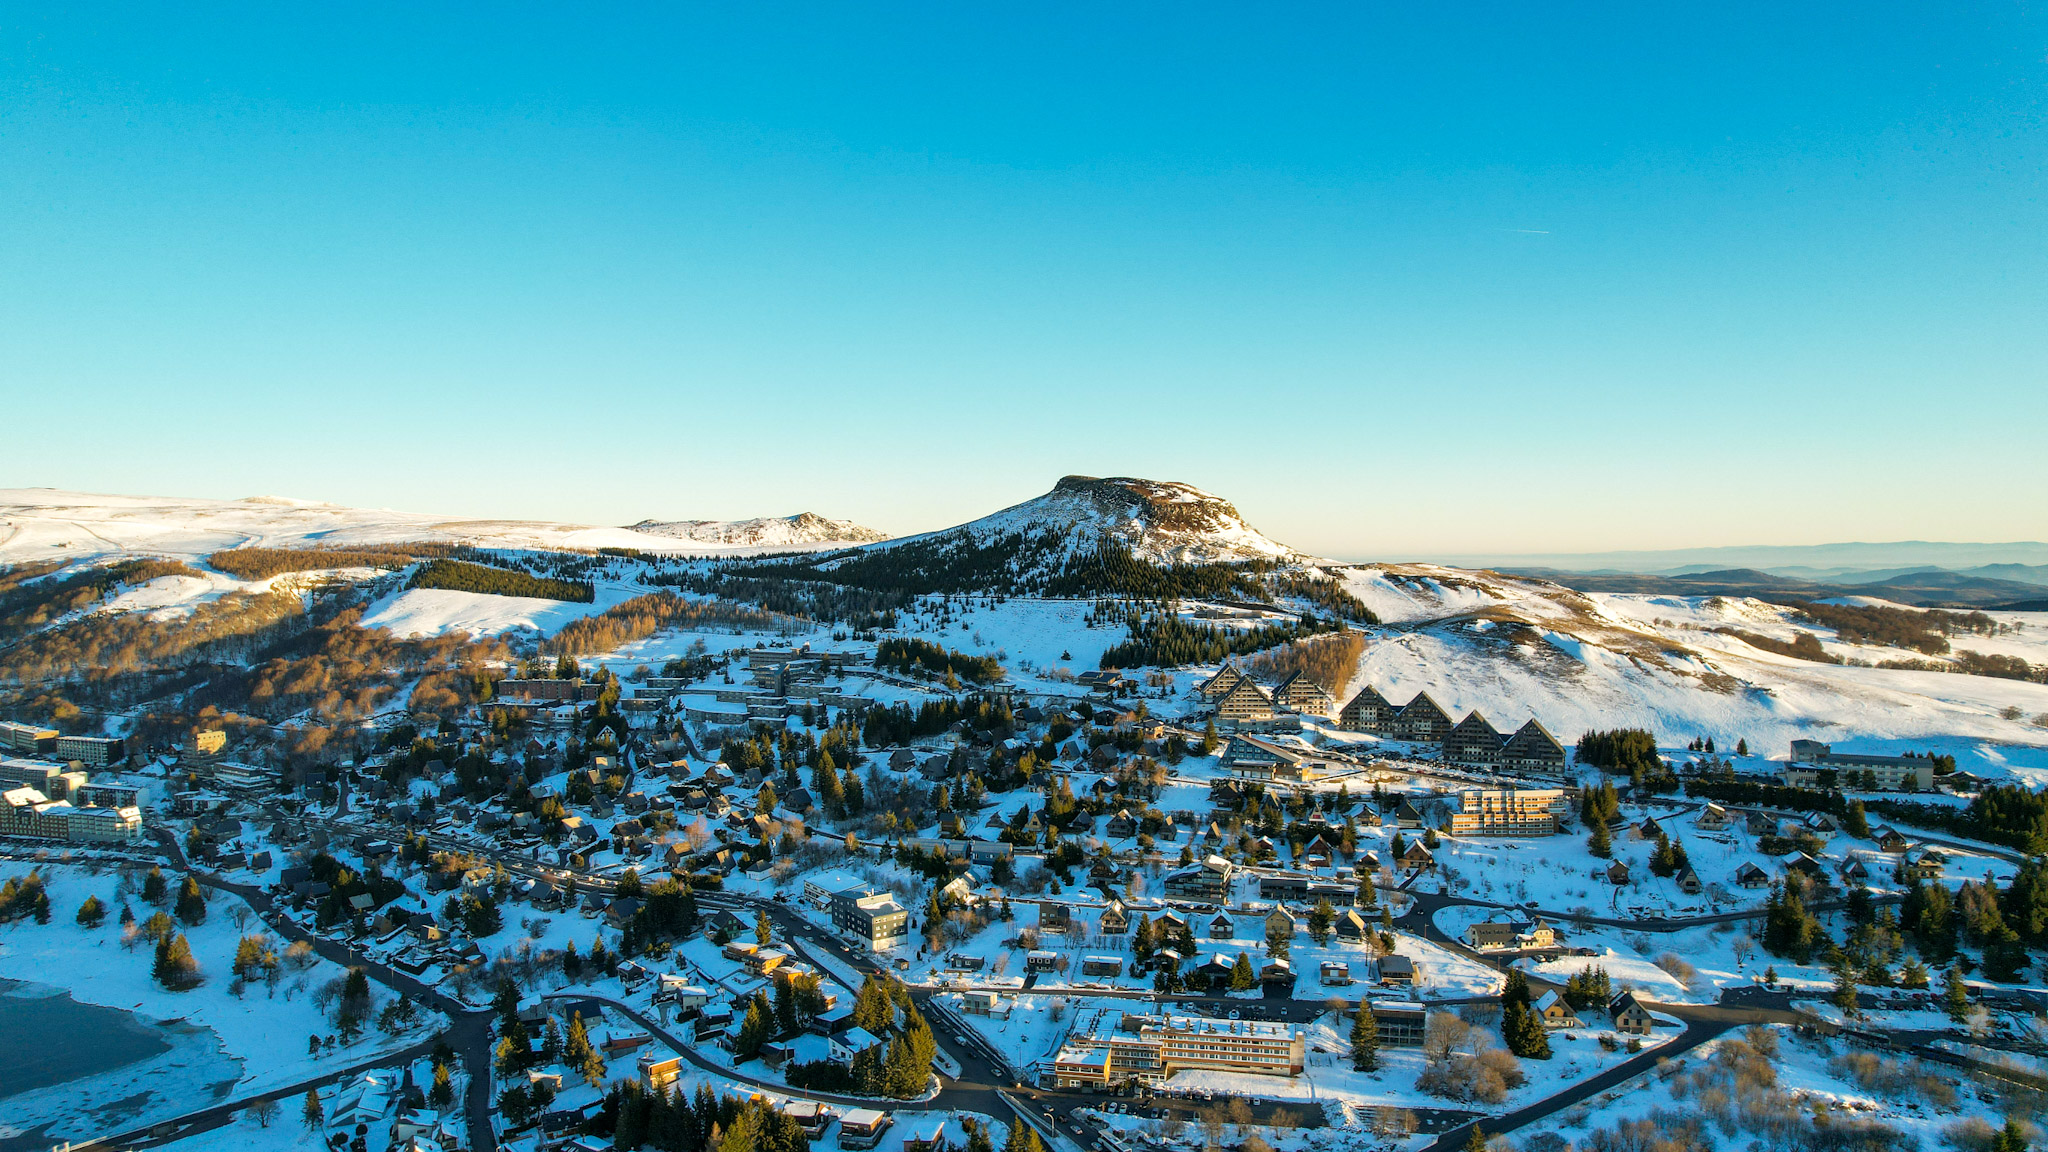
(1505, 565, 2048, 608)
(627, 512, 889, 548)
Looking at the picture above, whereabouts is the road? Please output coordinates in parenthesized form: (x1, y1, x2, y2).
(141, 790, 1877, 1152)
(147, 827, 501, 1152)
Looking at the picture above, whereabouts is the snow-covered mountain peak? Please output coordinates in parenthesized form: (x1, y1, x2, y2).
(626, 512, 889, 548)
(892, 474, 1297, 564)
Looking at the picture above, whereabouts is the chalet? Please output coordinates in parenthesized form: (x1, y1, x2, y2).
(1026, 951, 1059, 973)
(1339, 685, 1399, 733)
(1605, 860, 1631, 885)
(1394, 800, 1428, 829)
(1393, 692, 1453, 742)
(1264, 906, 1297, 939)
(1105, 809, 1137, 839)
(1098, 900, 1130, 936)
(1874, 827, 1910, 853)
(1214, 679, 1277, 725)
(1695, 803, 1730, 831)
(1534, 990, 1583, 1029)
(1734, 861, 1770, 889)
(1192, 954, 1239, 991)
(1500, 719, 1568, 774)
(1260, 958, 1293, 986)
(1272, 672, 1336, 718)
(1903, 849, 1946, 881)
(1443, 711, 1505, 767)
(1675, 867, 1702, 895)
(1378, 955, 1416, 986)
(1208, 912, 1236, 939)
(1038, 903, 1073, 935)
(1839, 857, 1870, 883)
(1320, 960, 1353, 985)
(1399, 840, 1435, 872)
(1783, 852, 1828, 881)
(1633, 817, 1665, 842)
(1745, 812, 1779, 838)
(1464, 919, 1556, 951)
(1335, 908, 1371, 941)
(1609, 990, 1656, 1035)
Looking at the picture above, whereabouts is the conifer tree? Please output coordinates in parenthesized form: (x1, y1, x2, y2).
(1350, 1004, 1379, 1071)
(1588, 820, 1612, 859)
(1944, 965, 1971, 1023)
(303, 1087, 323, 1130)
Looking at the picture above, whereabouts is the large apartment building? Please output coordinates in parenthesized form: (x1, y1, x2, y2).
(1781, 741, 1935, 792)
(0, 723, 57, 756)
(54, 736, 124, 768)
(0, 758, 87, 801)
(0, 786, 143, 842)
(1446, 788, 1569, 837)
(828, 886, 910, 950)
(1049, 1009, 1306, 1088)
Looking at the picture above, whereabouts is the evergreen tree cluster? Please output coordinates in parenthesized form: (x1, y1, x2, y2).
(875, 637, 1005, 684)
(0, 871, 53, 924)
(1499, 970, 1551, 1059)
(408, 559, 594, 603)
(1574, 729, 1663, 775)
(606, 1084, 811, 1152)
(1099, 609, 1342, 669)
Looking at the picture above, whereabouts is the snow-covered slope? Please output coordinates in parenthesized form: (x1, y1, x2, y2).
(0, 488, 873, 563)
(871, 475, 1296, 565)
(627, 512, 888, 548)
(1319, 562, 2048, 778)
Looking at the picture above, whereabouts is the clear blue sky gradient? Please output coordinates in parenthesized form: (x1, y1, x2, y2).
(2, 4, 2044, 558)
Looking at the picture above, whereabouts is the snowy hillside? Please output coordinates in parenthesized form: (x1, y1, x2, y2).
(869, 475, 1297, 565)
(0, 488, 874, 563)
(1318, 562, 2048, 778)
(627, 512, 888, 548)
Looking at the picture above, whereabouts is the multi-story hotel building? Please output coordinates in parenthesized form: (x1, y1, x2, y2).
(1048, 1009, 1306, 1089)
(1446, 788, 1569, 837)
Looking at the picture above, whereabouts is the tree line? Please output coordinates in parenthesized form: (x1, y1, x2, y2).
(207, 547, 417, 581)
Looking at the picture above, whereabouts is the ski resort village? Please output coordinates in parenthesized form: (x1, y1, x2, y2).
(2, 480, 2048, 1152)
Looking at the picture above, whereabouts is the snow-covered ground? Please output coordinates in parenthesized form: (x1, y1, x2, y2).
(1521, 1024, 2004, 1152)
(0, 488, 883, 563)
(0, 863, 441, 1145)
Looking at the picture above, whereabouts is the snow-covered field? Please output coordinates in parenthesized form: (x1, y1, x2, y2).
(0, 488, 880, 564)
(0, 863, 441, 1145)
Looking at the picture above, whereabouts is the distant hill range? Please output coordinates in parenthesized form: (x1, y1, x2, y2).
(1505, 564, 2048, 609)
(627, 512, 889, 548)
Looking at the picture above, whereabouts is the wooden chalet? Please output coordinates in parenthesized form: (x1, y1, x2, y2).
(1399, 840, 1436, 872)
(1695, 803, 1730, 831)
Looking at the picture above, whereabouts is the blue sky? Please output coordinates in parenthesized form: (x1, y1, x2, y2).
(2, 4, 2043, 558)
